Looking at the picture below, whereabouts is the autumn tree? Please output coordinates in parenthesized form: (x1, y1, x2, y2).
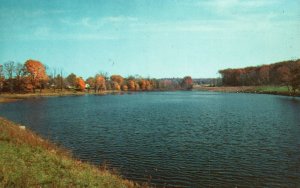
(66, 73, 77, 89)
(159, 79, 176, 90)
(258, 65, 270, 85)
(274, 62, 300, 95)
(139, 80, 147, 90)
(122, 84, 128, 91)
(86, 77, 95, 92)
(277, 66, 291, 91)
(289, 63, 300, 95)
(181, 76, 193, 90)
(218, 59, 300, 92)
(24, 59, 48, 93)
(76, 77, 85, 91)
(127, 80, 136, 91)
(150, 79, 158, 90)
(112, 82, 121, 91)
(95, 74, 106, 92)
(110, 75, 123, 91)
(110, 75, 123, 85)
(145, 80, 152, 90)
(134, 82, 140, 91)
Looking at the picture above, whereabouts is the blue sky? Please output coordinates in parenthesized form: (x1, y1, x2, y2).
(0, 0, 299, 78)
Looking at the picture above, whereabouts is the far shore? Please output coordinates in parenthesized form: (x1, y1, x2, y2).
(0, 90, 123, 103)
(194, 85, 300, 97)
(1, 86, 299, 103)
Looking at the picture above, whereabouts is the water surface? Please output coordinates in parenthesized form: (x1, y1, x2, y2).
(0, 91, 299, 187)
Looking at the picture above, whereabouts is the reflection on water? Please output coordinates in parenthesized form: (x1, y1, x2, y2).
(0, 92, 299, 187)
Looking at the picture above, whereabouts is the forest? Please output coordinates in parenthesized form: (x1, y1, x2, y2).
(219, 59, 300, 95)
(0, 59, 193, 93)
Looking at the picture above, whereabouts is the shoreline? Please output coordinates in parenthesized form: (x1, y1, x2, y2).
(0, 90, 122, 103)
(0, 89, 183, 103)
(193, 86, 300, 97)
(1, 86, 299, 104)
(0, 116, 142, 187)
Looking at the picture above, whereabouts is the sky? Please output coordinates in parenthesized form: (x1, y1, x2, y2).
(0, 0, 299, 79)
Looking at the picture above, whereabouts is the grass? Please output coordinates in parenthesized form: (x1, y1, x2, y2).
(0, 117, 142, 188)
(0, 89, 128, 103)
(194, 85, 300, 96)
(255, 86, 290, 92)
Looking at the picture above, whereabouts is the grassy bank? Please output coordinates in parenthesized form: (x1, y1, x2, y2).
(0, 89, 124, 103)
(194, 85, 300, 96)
(0, 117, 141, 187)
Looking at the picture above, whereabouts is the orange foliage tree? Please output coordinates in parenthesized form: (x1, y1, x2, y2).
(139, 80, 147, 90)
(110, 75, 123, 91)
(127, 80, 136, 91)
(95, 74, 106, 92)
(110, 75, 123, 85)
(24, 59, 48, 93)
(181, 76, 193, 90)
(135, 82, 140, 91)
(76, 77, 85, 91)
(122, 84, 128, 91)
(112, 82, 121, 90)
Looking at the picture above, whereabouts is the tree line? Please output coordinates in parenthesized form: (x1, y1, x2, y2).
(219, 59, 300, 94)
(0, 59, 193, 93)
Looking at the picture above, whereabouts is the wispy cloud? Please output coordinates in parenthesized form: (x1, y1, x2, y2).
(61, 16, 138, 29)
(0, 7, 68, 18)
(0, 26, 118, 41)
(196, 0, 279, 11)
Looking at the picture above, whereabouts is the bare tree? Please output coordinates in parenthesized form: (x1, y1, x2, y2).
(15, 63, 25, 93)
(4, 61, 15, 93)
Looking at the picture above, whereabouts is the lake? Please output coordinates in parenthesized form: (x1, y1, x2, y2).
(0, 91, 299, 187)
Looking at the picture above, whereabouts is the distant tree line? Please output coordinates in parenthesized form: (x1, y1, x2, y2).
(0, 59, 193, 93)
(219, 59, 300, 94)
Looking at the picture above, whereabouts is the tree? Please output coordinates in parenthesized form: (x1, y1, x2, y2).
(110, 75, 123, 85)
(127, 80, 136, 91)
(122, 84, 128, 91)
(76, 77, 85, 91)
(145, 80, 152, 90)
(290, 63, 300, 95)
(55, 74, 64, 91)
(134, 82, 140, 91)
(139, 79, 147, 90)
(258, 65, 270, 85)
(4, 61, 15, 93)
(86, 77, 95, 92)
(181, 76, 193, 90)
(15, 63, 25, 92)
(66, 73, 77, 89)
(95, 74, 106, 92)
(24, 59, 48, 93)
(112, 82, 120, 91)
(277, 66, 292, 92)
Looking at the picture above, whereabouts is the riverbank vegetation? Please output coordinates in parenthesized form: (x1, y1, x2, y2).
(218, 59, 300, 95)
(0, 59, 193, 94)
(1, 58, 299, 97)
(195, 85, 300, 96)
(0, 117, 141, 187)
